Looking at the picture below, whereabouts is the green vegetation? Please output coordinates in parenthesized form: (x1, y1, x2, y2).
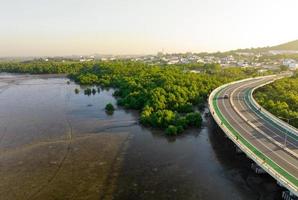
(230, 39, 298, 54)
(269, 39, 298, 51)
(84, 88, 92, 96)
(0, 60, 88, 74)
(165, 125, 179, 136)
(105, 103, 115, 112)
(0, 60, 269, 134)
(71, 61, 265, 134)
(74, 88, 80, 94)
(213, 88, 298, 187)
(77, 73, 99, 85)
(255, 72, 298, 128)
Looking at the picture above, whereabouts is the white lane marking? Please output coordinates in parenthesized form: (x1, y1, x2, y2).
(233, 80, 298, 149)
(250, 82, 298, 134)
(239, 89, 298, 148)
(210, 76, 298, 194)
(219, 83, 298, 171)
(248, 86, 298, 138)
(233, 83, 298, 159)
(222, 89, 298, 171)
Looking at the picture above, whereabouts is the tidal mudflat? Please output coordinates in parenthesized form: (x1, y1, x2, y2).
(0, 74, 280, 200)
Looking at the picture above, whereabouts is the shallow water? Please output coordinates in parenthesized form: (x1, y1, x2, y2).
(0, 74, 281, 200)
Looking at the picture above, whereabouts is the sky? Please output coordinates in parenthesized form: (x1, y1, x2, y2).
(0, 0, 298, 57)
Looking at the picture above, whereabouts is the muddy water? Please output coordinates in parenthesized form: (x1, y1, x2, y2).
(0, 74, 281, 200)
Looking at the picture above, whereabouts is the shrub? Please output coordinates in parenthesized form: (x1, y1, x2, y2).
(91, 88, 97, 95)
(177, 103, 193, 113)
(74, 88, 80, 94)
(78, 73, 99, 85)
(186, 112, 202, 127)
(105, 103, 115, 112)
(165, 125, 178, 136)
(84, 88, 92, 96)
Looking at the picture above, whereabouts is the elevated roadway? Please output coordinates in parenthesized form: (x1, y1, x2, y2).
(209, 75, 298, 196)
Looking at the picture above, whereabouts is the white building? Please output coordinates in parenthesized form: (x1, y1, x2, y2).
(283, 59, 295, 66)
(167, 59, 179, 65)
(180, 58, 189, 64)
(283, 59, 298, 70)
(237, 61, 249, 67)
(289, 63, 298, 70)
(221, 55, 235, 64)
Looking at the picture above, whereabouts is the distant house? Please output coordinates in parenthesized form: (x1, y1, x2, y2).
(167, 59, 179, 65)
(283, 59, 295, 66)
(237, 61, 249, 67)
(80, 58, 94, 62)
(289, 62, 298, 70)
(221, 55, 235, 64)
(196, 58, 204, 63)
(282, 59, 298, 70)
(203, 56, 215, 63)
(180, 58, 189, 64)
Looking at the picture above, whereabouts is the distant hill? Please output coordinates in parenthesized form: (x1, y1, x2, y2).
(268, 39, 298, 51)
(230, 39, 298, 53)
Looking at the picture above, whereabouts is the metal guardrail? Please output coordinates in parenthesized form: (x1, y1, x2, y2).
(208, 76, 298, 197)
(246, 89, 298, 140)
(231, 84, 298, 158)
(250, 82, 298, 135)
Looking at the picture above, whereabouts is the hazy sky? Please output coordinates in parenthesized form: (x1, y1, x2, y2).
(1, 0, 298, 56)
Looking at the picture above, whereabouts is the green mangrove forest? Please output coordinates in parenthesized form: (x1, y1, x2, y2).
(0, 60, 272, 135)
(255, 71, 298, 128)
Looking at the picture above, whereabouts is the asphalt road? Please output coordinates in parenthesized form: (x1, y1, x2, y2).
(216, 76, 298, 181)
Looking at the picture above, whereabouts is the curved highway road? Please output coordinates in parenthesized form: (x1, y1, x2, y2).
(209, 75, 298, 196)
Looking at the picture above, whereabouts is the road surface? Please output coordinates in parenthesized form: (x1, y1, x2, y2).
(209, 75, 298, 196)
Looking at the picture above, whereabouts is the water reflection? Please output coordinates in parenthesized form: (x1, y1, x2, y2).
(113, 108, 280, 200)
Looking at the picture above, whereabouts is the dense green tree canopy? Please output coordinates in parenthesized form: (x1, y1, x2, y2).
(0, 60, 269, 134)
(70, 61, 265, 133)
(255, 71, 298, 128)
(105, 103, 115, 112)
(0, 61, 88, 74)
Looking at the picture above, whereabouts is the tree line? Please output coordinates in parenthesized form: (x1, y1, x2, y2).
(70, 61, 266, 135)
(0, 60, 269, 134)
(254, 71, 298, 128)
